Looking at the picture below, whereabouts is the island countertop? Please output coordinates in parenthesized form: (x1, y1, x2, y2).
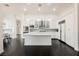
(23, 32, 57, 36)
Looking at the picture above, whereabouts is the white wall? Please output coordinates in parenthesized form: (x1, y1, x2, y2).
(58, 8, 78, 51)
(0, 16, 4, 54)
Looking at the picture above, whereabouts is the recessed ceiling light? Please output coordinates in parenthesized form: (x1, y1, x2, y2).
(38, 7, 41, 11)
(27, 19, 30, 21)
(53, 8, 56, 11)
(37, 19, 41, 21)
(24, 8, 27, 11)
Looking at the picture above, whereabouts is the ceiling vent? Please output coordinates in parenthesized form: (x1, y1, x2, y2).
(38, 4, 42, 7)
(4, 4, 10, 7)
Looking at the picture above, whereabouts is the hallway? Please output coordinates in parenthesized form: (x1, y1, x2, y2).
(1, 39, 78, 56)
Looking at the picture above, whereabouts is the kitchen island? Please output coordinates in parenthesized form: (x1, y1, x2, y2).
(23, 31, 58, 46)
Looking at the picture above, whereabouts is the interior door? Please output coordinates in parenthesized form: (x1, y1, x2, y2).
(61, 23, 65, 42)
(59, 20, 66, 42)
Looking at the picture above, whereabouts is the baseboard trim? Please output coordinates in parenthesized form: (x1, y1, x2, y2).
(59, 40, 75, 50)
(52, 38, 77, 52)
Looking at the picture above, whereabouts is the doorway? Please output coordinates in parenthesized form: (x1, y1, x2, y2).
(59, 20, 66, 42)
(16, 20, 21, 40)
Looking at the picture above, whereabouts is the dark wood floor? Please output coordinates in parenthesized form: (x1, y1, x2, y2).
(1, 39, 78, 56)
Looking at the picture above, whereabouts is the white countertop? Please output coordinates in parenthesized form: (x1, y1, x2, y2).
(23, 32, 56, 36)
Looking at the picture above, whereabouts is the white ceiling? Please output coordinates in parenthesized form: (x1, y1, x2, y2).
(0, 3, 74, 15)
